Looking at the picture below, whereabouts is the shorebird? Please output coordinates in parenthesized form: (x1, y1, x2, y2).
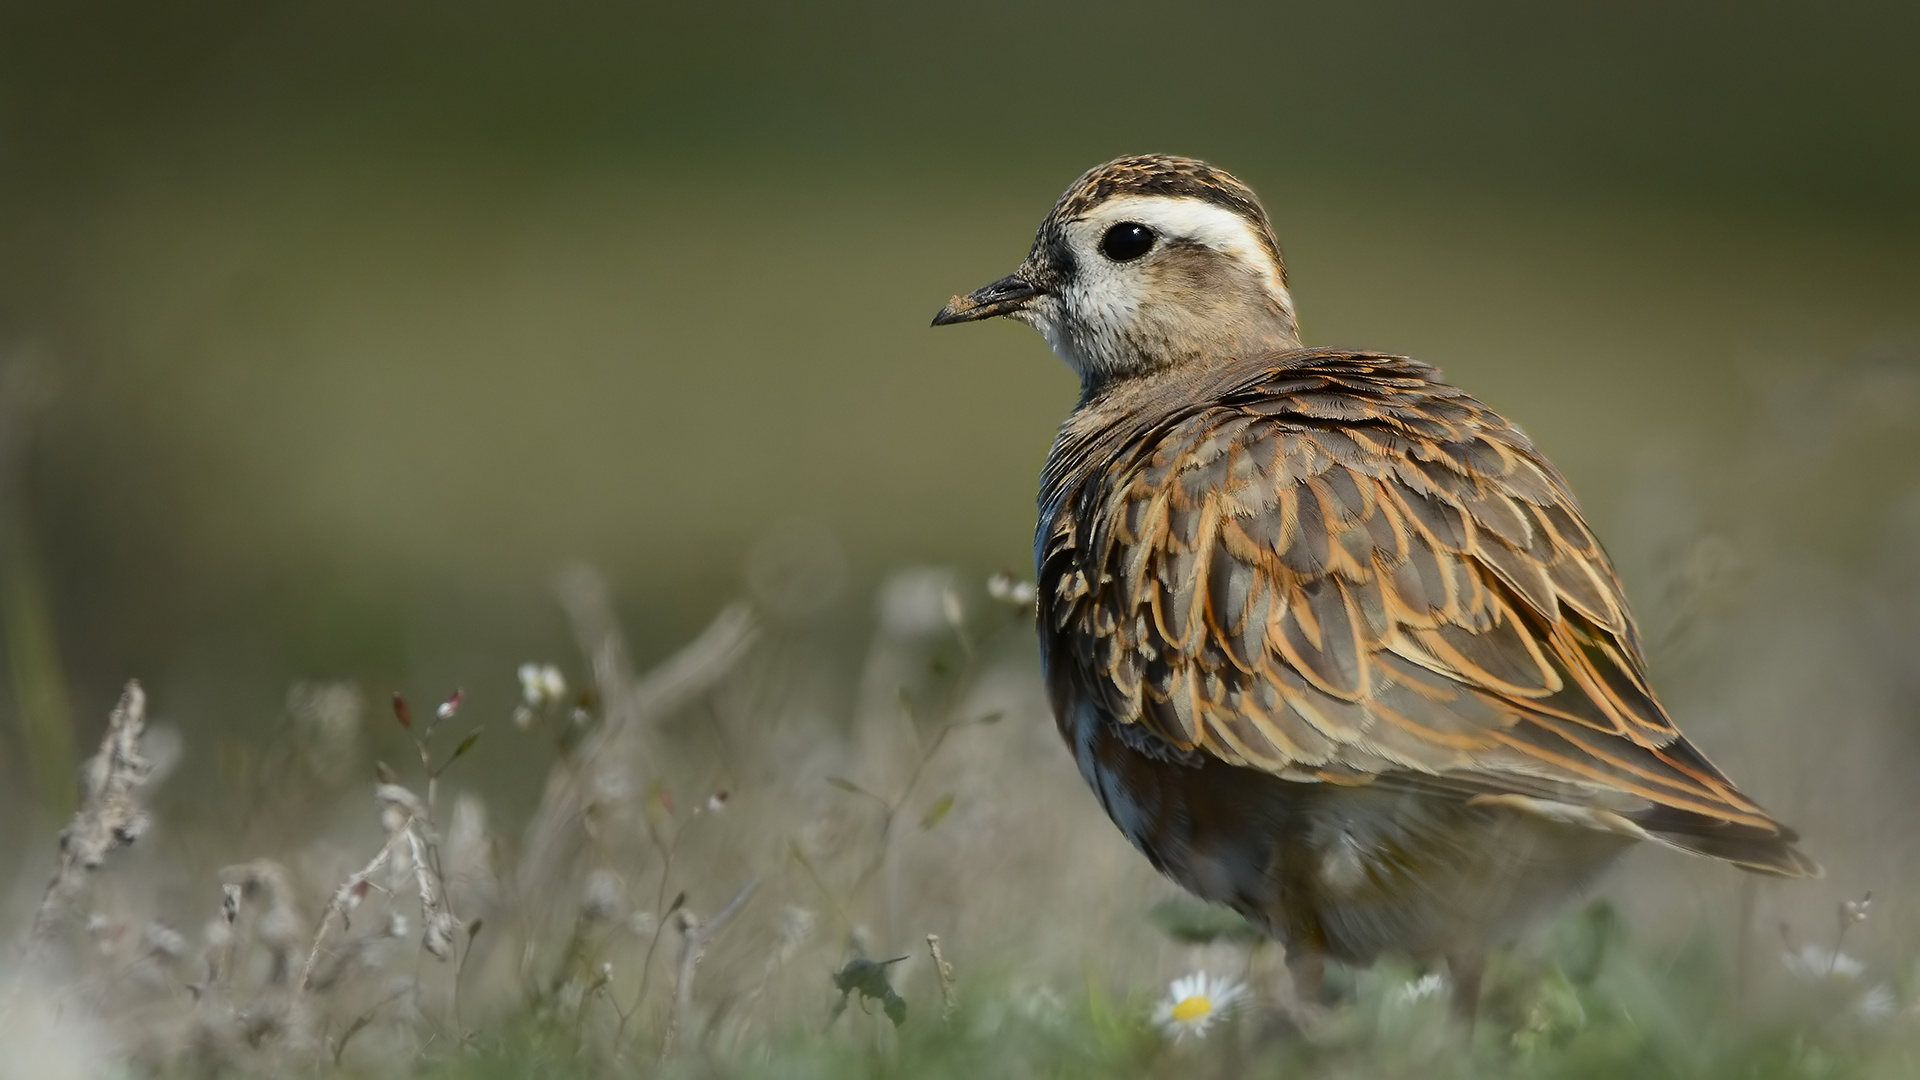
(932, 154, 1816, 1018)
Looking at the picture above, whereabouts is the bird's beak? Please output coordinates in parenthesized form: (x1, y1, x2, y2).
(931, 273, 1047, 326)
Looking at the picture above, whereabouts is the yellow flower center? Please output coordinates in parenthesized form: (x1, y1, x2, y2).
(1170, 994, 1212, 1023)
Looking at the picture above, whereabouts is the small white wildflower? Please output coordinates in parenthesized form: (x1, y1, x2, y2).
(1784, 944, 1865, 981)
(1854, 983, 1897, 1022)
(513, 704, 535, 730)
(1388, 971, 1448, 1006)
(385, 912, 410, 939)
(518, 663, 566, 707)
(1152, 972, 1249, 1041)
(1842, 893, 1872, 925)
(986, 572, 1037, 606)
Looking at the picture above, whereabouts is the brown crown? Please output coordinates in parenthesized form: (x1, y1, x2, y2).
(1044, 154, 1284, 272)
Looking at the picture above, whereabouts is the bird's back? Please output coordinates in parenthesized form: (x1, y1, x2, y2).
(1034, 349, 1812, 961)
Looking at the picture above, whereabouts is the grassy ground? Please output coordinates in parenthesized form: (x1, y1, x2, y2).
(9, 542, 1920, 1078)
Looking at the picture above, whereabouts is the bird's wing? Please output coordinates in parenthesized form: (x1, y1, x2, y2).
(1039, 352, 1813, 875)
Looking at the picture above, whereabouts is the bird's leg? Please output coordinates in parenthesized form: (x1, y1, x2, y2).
(1447, 952, 1485, 1033)
(1249, 946, 1333, 1043)
(1286, 948, 1326, 1008)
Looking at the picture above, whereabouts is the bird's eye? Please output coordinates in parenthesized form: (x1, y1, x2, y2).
(1099, 222, 1156, 262)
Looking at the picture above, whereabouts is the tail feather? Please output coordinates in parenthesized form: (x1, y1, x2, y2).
(1387, 770, 1822, 878)
(1635, 807, 1822, 878)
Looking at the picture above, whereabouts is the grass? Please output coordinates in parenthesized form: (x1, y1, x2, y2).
(10, 550, 1920, 1080)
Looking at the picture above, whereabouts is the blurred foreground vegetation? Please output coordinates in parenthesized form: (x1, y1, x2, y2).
(8, 563, 1920, 1078)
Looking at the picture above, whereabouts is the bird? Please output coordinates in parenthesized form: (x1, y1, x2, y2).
(931, 154, 1817, 1019)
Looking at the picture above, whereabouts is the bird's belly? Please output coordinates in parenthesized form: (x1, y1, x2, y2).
(1061, 698, 1633, 964)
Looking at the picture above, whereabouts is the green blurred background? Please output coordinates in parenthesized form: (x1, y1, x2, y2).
(1, 0, 1916, 856)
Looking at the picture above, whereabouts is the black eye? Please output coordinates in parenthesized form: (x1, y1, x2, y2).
(1099, 221, 1156, 262)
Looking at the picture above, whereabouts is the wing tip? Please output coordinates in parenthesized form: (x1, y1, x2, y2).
(1648, 825, 1823, 880)
(1738, 843, 1824, 880)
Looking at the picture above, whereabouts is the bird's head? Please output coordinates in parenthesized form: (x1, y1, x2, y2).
(933, 154, 1299, 390)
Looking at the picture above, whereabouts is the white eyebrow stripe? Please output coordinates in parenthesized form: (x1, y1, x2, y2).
(1085, 195, 1276, 271)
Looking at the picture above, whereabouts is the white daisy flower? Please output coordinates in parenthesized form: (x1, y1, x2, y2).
(1152, 972, 1249, 1041)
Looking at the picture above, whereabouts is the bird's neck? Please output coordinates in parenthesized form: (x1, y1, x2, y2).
(1075, 313, 1302, 400)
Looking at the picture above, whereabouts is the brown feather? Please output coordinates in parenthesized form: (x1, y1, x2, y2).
(1039, 348, 1813, 879)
